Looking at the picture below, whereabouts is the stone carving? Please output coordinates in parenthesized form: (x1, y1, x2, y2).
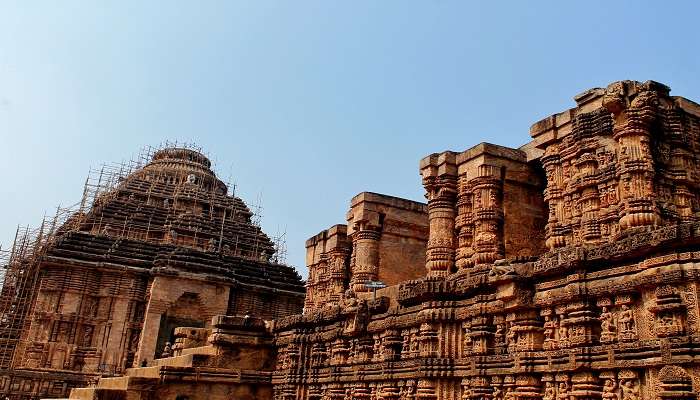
(160, 342, 173, 358)
(24, 81, 700, 400)
(617, 304, 637, 342)
(600, 306, 617, 343)
(601, 373, 618, 400)
(0, 146, 306, 399)
(488, 259, 516, 278)
(262, 81, 700, 400)
(543, 382, 556, 400)
(648, 285, 687, 338)
(657, 366, 695, 400)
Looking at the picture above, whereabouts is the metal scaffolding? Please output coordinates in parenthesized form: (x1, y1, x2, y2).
(0, 142, 287, 369)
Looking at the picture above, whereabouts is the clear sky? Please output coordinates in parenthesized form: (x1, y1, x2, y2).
(0, 1, 698, 277)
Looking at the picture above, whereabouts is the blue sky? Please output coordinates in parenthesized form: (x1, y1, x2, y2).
(0, 1, 698, 277)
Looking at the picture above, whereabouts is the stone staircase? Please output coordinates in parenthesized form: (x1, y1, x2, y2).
(52, 315, 276, 400)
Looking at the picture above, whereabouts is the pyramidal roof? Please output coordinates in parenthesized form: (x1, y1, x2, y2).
(40, 147, 303, 290)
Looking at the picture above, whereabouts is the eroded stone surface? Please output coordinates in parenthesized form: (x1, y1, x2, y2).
(14, 79, 700, 400)
(273, 81, 700, 400)
(0, 148, 304, 399)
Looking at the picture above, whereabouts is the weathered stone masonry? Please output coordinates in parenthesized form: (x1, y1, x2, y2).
(273, 81, 700, 400)
(0, 147, 305, 399)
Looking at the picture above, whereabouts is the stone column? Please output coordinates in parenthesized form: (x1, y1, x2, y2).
(542, 149, 566, 249)
(416, 379, 438, 400)
(455, 175, 475, 270)
(506, 310, 543, 352)
(381, 382, 401, 400)
(470, 165, 504, 265)
(136, 308, 163, 365)
(570, 372, 603, 400)
(421, 152, 458, 277)
(603, 81, 663, 230)
(328, 247, 350, 303)
(514, 375, 541, 400)
(562, 300, 599, 347)
(577, 152, 602, 243)
(469, 315, 492, 355)
(469, 376, 493, 400)
(304, 266, 318, 312)
(417, 322, 439, 358)
(380, 329, 402, 362)
(350, 221, 381, 293)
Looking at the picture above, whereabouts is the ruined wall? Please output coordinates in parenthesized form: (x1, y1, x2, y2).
(273, 81, 700, 400)
(305, 225, 351, 312)
(420, 143, 547, 277)
(68, 315, 278, 400)
(346, 192, 428, 292)
(304, 193, 428, 314)
(20, 264, 149, 374)
(526, 80, 700, 249)
(0, 147, 305, 400)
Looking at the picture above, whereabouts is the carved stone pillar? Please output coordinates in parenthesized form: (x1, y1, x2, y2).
(380, 329, 402, 362)
(570, 372, 602, 400)
(328, 248, 350, 303)
(542, 149, 566, 249)
(380, 381, 400, 400)
(471, 165, 504, 264)
(469, 315, 492, 355)
(421, 152, 458, 277)
(456, 175, 475, 269)
(615, 295, 638, 343)
(506, 310, 543, 352)
(603, 81, 662, 230)
(673, 184, 694, 221)
(286, 342, 299, 370)
(555, 307, 569, 349)
(330, 338, 349, 365)
(542, 308, 558, 350)
(417, 322, 439, 358)
(353, 337, 373, 364)
(315, 255, 329, 309)
(595, 297, 615, 344)
(416, 379, 438, 400)
(563, 300, 599, 347)
(350, 222, 381, 293)
(515, 375, 541, 400)
(310, 342, 327, 367)
(577, 151, 602, 243)
(304, 265, 318, 312)
(492, 314, 507, 354)
(468, 376, 493, 400)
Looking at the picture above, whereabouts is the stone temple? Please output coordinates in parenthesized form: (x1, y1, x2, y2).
(0, 147, 305, 398)
(1, 80, 700, 400)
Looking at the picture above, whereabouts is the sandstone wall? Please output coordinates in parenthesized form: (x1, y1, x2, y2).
(346, 192, 428, 291)
(304, 193, 428, 314)
(274, 81, 700, 400)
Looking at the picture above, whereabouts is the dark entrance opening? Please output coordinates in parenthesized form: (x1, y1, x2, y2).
(155, 315, 204, 358)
